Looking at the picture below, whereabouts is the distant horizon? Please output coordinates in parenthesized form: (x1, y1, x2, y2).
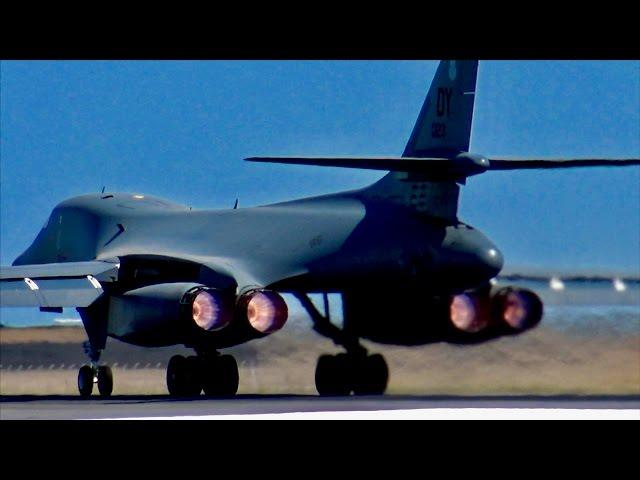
(1, 284, 638, 328)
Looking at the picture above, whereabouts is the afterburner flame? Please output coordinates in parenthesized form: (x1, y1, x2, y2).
(245, 290, 288, 334)
(501, 292, 528, 329)
(493, 288, 543, 331)
(450, 294, 489, 333)
(192, 290, 228, 331)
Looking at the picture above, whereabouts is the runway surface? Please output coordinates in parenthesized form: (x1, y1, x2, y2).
(1, 395, 639, 419)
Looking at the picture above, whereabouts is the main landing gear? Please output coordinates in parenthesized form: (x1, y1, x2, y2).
(77, 341, 113, 398)
(166, 352, 239, 397)
(315, 352, 388, 396)
(293, 292, 389, 396)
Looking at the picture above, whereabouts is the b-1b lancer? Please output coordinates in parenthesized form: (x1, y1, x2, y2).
(2, 60, 638, 397)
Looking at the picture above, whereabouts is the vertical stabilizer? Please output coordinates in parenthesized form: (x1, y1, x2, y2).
(365, 60, 479, 222)
(403, 60, 478, 158)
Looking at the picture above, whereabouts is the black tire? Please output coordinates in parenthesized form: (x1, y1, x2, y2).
(202, 355, 239, 397)
(167, 355, 187, 396)
(315, 354, 351, 396)
(352, 354, 389, 396)
(336, 353, 356, 393)
(201, 357, 219, 397)
(218, 355, 239, 396)
(78, 365, 94, 398)
(184, 356, 203, 396)
(97, 365, 114, 397)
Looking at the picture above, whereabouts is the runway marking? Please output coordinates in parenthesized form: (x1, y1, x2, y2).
(97, 408, 640, 420)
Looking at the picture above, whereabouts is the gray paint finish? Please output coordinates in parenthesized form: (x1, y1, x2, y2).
(1, 60, 638, 352)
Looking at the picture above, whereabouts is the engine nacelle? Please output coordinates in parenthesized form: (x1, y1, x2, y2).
(342, 285, 543, 346)
(449, 287, 543, 334)
(108, 282, 233, 346)
(342, 288, 452, 345)
(237, 289, 288, 334)
(448, 287, 543, 335)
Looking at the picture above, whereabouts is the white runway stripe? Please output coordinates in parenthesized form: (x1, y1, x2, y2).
(97, 408, 640, 420)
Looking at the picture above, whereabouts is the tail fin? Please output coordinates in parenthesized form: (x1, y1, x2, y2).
(403, 60, 478, 158)
(364, 60, 478, 222)
(246, 61, 481, 223)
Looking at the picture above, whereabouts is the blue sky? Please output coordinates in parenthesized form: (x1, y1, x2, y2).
(1, 60, 639, 325)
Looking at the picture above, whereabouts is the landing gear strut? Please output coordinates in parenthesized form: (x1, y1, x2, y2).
(77, 300, 112, 398)
(166, 352, 239, 397)
(293, 292, 389, 396)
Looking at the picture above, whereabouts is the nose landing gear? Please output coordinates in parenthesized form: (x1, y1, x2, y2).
(77, 364, 113, 398)
(77, 365, 94, 398)
(77, 341, 113, 398)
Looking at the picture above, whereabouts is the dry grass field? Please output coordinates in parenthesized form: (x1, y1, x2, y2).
(1, 319, 638, 396)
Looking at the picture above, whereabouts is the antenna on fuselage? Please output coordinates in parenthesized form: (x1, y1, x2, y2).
(101, 186, 105, 194)
(233, 198, 239, 209)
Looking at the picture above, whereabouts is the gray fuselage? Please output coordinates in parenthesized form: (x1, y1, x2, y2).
(15, 188, 503, 296)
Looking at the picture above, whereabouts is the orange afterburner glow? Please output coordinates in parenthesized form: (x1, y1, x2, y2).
(244, 290, 288, 334)
(449, 293, 489, 333)
(192, 290, 228, 331)
(497, 290, 542, 331)
(502, 292, 528, 329)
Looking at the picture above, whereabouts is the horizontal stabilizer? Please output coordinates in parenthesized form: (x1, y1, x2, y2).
(489, 158, 640, 170)
(247, 156, 640, 176)
(245, 155, 491, 179)
(247, 156, 448, 171)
